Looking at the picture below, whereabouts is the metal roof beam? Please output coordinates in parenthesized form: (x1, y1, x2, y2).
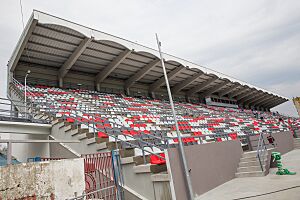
(199, 80, 230, 99)
(240, 92, 261, 104)
(245, 93, 269, 106)
(149, 65, 185, 92)
(58, 37, 93, 85)
(186, 76, 219, 96)
(171, 71, 203, 94)
(236, 90, 256, 101)
(245, 94, 269, 106)
(124, 58, 160, 90)
(96, 49, 132, 88)
(257, 96, 277, 107)
(228, 87, 249, 98)
(252, 95, 273, 106)
(266, 98, 286, 108)
(218, 84, 240, 97)
(10, 19, 38, 72)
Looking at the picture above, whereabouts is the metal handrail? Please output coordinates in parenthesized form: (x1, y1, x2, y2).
(66, 185, 116, 200)
(0, 96, 50, 124)
(256, 131, 267, 172)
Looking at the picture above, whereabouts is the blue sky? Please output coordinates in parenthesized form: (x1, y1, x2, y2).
(0, 0, 299, 116)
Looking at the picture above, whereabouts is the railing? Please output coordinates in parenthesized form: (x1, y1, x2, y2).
(256, 131, 267, 172)
(10, 77, 165, 163)
(0, 97, 49, 124)
(66, 186, 116, 200)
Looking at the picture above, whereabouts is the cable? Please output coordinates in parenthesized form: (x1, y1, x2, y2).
(19, 0, 32, 66)
(19, 0, 25, 29)
(233, 185, 300, 200)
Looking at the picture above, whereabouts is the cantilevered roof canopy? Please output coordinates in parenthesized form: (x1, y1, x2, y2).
(8, 10, 289, 109)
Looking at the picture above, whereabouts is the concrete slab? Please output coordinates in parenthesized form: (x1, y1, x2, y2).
(196, 149, 300, 200)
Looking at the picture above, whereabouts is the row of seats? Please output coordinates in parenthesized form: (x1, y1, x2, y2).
(19, 84, 300, 165)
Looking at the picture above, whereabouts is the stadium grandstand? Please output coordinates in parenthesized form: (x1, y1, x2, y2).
(1, 10, 300, 200)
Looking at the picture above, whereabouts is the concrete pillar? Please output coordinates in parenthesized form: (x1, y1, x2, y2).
(58, 77, 63, 88)
(185, 95, 191, 103)
(96, 83, 100, 92)
(125, 87, 130, 96)
(150, 92, 155, 99)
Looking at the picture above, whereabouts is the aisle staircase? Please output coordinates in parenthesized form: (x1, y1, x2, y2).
(235, 150, 268, 178)
(294, 138, 300, 149)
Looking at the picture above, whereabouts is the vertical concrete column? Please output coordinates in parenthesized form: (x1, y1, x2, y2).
(150, 91, 155, 99)
(96, 83, 101, 92)
(58, 77, 63, 88)
(125, 87, 130, 96)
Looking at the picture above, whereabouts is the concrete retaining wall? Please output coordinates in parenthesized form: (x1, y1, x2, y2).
(0, 158, 85, 199)
(167, 140, 243, 200)
(250, 131, 294, 154)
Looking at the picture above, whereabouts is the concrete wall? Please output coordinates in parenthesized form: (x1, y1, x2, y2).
(0, 121, 51, 162)
(49, 136, 80, 159)
(10, 134, 50, 162)
(272, 131, 294, 154)
(250, 131, 294, 155)
(0, 158, 85, 199)
(167, 140, 243, 200)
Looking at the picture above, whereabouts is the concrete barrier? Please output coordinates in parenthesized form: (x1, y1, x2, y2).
(0, 158, 85, 199)
(167, 140, 243, 199)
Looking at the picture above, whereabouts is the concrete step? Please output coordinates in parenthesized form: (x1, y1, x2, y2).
(77, 134, 87, 141)
(121, 157, 135, 165)
(63, 125, 72, 132)
(96, 142, 108, 151)
(51, 119, 59, 125)
(294, 145, 300, 149)
(133, 164, 167, 174)
(70, 129, 79, 137)
(41, 115, 49, 120)
(86, 137, 96, 145)
(239, 160, 266, 167)
(151, 173, 170, 182)
(294, 141, 300, 145)
(237, 165, 266, 173)
(241, 151, 257, 158)
(240, 155, 267, 162)
(235, 171, 266, 178)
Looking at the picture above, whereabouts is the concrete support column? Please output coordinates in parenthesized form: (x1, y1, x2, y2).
(125, 87, 130, 96)
(185, 95, 191, 103)
(58, 77, 63, 88)
(150, 92, 155, 99)
(96, 83, 100, 92)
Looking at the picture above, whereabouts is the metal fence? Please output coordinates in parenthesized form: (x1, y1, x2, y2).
(83, 152, 117, 200)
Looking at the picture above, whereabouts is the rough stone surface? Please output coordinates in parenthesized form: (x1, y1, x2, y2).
(0, 158, 85, 199)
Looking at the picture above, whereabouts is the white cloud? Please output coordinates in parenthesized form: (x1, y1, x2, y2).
(0, 0, 299, 116)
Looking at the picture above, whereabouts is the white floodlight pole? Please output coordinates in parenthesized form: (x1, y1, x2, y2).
(24, 70, 30, 118)
(155, 34, 194, 200)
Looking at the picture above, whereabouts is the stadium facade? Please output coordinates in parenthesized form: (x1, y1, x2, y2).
(293, 97, 300, 117)
(8, 10, 288, 111)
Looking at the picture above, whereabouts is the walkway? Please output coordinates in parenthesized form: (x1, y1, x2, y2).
(196, 149, 300, 200)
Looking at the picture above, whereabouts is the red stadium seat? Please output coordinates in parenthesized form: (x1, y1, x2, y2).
(150, 153, 166, 165)
(97, 132, 108, 138)
(66, 118, 75, 123)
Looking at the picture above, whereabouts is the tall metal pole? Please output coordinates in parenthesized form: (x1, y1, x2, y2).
(7, 141, 12, 165)
(24, 70, 30, 118)
(155, 34, 194, 200)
